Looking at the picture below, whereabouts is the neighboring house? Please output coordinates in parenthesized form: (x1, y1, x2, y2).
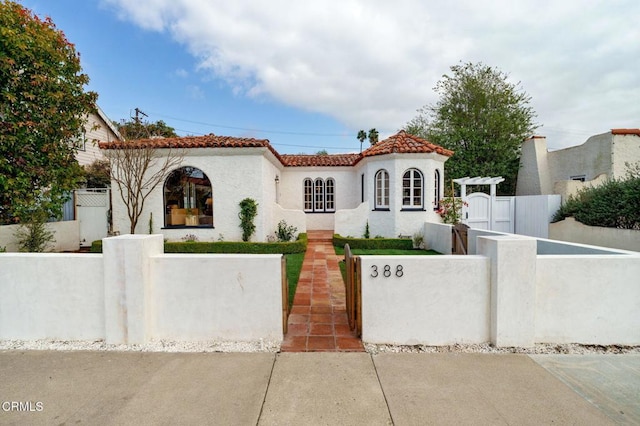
(75, 105, 122, 166)
(516, 129, 640, 199)
(100, 131, 453, 241)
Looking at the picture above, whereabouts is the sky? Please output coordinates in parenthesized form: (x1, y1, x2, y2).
(20, 0, 640, 154)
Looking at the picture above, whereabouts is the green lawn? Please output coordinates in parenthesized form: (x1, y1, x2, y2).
(285, 252, 305, 309)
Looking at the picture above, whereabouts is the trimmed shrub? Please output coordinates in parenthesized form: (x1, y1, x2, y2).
(90, 240, 103, 253)
(90, 233, 308, 254)
(333, 234, 413, 250)
(553, 177, 640, 230)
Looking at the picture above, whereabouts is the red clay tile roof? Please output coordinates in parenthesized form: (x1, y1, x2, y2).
(98, 131, 453, 166)
(99, 134, 270, 149)
(611, 129, 640, 135)
(362, 130, 454, 157)
(98, 134, 284, 162)
(280, 153, 362, 167)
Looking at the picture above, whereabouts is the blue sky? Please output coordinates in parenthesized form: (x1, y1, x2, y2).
(20, 0, 640, 154)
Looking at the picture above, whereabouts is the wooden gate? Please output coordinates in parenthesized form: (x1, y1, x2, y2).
(281, 255, 289, 334)
(344, 244, 362, 337)
(75, 189, 110, 247)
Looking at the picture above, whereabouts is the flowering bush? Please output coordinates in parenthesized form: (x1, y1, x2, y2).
(436, 197, 467, 224)
(181, 233, 199, 242)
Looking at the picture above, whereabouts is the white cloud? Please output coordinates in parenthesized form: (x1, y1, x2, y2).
(186, 84, 204, 100)
(104, 0, 639, 148)
(174, 68, 188, 78)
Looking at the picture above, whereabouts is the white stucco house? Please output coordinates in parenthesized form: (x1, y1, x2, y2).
(100, 131, 453, 241)
(516, 129, 640, 199)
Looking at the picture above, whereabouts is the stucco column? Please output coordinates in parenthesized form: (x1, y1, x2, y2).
(477, 235, 536, 347)
(103, 234, 163, 344)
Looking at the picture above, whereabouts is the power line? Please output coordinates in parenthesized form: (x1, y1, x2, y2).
(170, 127, 358, 152)
(145, 110, 353, 137)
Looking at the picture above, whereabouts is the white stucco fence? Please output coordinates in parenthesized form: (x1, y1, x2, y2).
(0, 253, 104, 340)
(361, 255, 490, 345)
(2, 231, 638, 348)
(0, 235, 284, 344)
(0, 220, 80, 252)
(334, 202, 369, 238)
(423, 221, 452, 254)
(362, 233, 640, 347)
(549, 217, 640, 253)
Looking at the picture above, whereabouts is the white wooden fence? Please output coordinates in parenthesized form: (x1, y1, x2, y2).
(464, 194, 560, 238)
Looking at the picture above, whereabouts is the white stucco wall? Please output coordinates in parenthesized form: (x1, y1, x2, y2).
(536, 255, 640, 345)
(111, 147, 281, 242)
(612, 133, 640, 179)
(107, 144, 449, 239)
(361, 255, 491, 345)
(357, 154, 445, 238)
(151, 254, 283, 342)
(278, 166, 359, 231)
(423, 221, 452, 254)
(0, 254, 104, 340)
(517, 136, 553, 196)
(549, 217, 640, 252)
(552, 173, 607, 201)
(0, 235, 285, 344)
(0, 220, 80, 252)
(335, 202, 369, 238)
(2, 234, 638, 347)
(270, 203, 307, 237)
(516, 132, 637, 196)
(548, 132, 612, 184)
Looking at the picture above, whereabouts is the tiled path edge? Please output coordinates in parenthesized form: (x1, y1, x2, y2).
(280, 230, 364, 352)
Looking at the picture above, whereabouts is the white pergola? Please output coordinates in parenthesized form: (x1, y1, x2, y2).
(453, 176, 505, 198)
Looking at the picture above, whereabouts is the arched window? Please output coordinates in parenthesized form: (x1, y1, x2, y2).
(325, 178, 335, 212)
(402, 168, 423, 209)
(303, 177, 336, 212)
(375, 169, 389, 209)
(303, 178, 313, 212)
(314, 178, 325, 211)
(434, 169, 441, 210)
(164, 166, 213, 227)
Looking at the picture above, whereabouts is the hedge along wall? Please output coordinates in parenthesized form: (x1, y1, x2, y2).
(332, 234, 413, 250)
(92, 233, 308, 254)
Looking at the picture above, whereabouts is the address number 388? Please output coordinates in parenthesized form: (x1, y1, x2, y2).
(370, 265, 403, 278)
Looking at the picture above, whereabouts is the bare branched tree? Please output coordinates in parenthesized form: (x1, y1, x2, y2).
(103, 141, 185, 234)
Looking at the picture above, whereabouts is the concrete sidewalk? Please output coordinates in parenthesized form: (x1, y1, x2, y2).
(1, 351, 636, 425)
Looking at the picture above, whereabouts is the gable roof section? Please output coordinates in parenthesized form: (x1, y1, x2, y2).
(362, 130, 454, 157)
(94, 105, 122, 141)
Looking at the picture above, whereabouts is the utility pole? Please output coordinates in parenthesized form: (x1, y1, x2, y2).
(132, 108, 148, 124)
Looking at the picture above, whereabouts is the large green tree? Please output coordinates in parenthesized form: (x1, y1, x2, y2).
(116, 119, 178, 140)
(0, 1, 96, 223)
(405, 62, 537, 194)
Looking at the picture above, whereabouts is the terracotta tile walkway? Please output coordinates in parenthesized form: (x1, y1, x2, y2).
(280, 230, 364, 352)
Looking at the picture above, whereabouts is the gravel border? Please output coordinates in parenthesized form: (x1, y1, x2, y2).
(365, 342, 640, 355)
(2, 339, 639, 355)
(0, 339, 281, 353)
